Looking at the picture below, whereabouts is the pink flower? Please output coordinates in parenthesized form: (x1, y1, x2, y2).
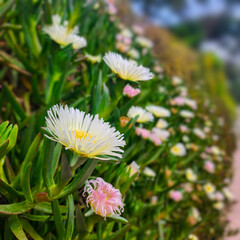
(123, 84, 141, 98)
(132, 25, 145, 35)
(136, 127, 150, 139)
(116, 34, 124, 42)
(149, 133, 162, 146)
(83, 178, 124, 219)
(123, 37, 132, 45)
(108, 3, 117, 15)
(215, 191, 224, 201)
(169, 190, 183, 202)
(173, 96, 185, 106)
(204, 161, 215, 173)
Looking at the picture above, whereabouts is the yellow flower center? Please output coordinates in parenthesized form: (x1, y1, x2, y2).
(72, 130, 96, 143)
(172, 146, 180, 153)
(206, 186, 212, 192)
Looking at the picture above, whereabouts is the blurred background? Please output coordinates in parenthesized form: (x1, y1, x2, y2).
(130, 0, 240, 103)
(116, 0, 240, 238)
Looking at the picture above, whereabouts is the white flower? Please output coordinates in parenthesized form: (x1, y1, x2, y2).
(127, 48, 140, 59)
(156, 119, 168, 129)
(172, 76, 183, 85)
(152, 128, 170, 141)
(120, 28, 133, 38)
(180, 110, 194, 118)
(128, 161, 140, 177)
(45, 104, 125, 160)
(213, 201, 224, 210)
(188, 234, 199, 240)
(203, 183, 216, 195)
(170, 143, 186, 156)
(211, 146, 221, 155)
(103, 52, 153, 81)
(185, 168, 197, 181)
(182, 135, 190, 142)
(192, 207, 201, 221)
(193, 128, 206, 139)
(222, 187, 234, 201)
(127, 106, 154, 123)
(146, 105, 171, 117)
(136, 36, 153, 48)
(185, 98, 197, 110)
(43, 15, 87, 49)
(85, 53, 101, 63)
(143, 167, 156, 177)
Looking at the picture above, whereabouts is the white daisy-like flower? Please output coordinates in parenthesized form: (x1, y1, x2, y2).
(185, 168, 197, 182)
(185, 98, 197, 110)
(188, 234, 199, 240)
(156, 119, 168, 129)
(127, 106, 154, 123)
(172, 76, 183, 85)
(170, 143, 186, 156)
(127, 161, 140, 177)
(180, 110, 194, 118)
(193, 128, 206, 139)
(44, 104, 125, 160)
(103, 52, 153, 81)
(152, 128, 170, 141)
(143, 167, 156, 177)
(203, 183, 216, 195)
(127, 48, 140, 59)
(85, 53, 101, 63)
(222, 187, 234, 201)
(213, 201, 224, 210)
(43, 15, 87, 50)
(136, 36, 153, 48)
(146, 105, 171, 117)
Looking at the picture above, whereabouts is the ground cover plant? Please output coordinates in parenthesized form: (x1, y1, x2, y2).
(0, 0, 235, 239)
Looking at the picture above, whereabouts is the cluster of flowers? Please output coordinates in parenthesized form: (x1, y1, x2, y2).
(42, 2, 233, 238)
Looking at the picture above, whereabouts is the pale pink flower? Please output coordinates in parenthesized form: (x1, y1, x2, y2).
(116, 34, 124, 42)
(204, 161, 215, 173)
(215, 191, 225, 201)
(169, 190, 183, 202)
(180, 125, 189, 133)
(132, 25, 145, 35)
(149, 133, 162, 146)
(108, 3, 117, 15)
(172, 96, 185, 106)
(136, 127, 151, 139)
(123, 37, 132, 45)
(123, 84, 141, 98)
(83, 178, 124, 219)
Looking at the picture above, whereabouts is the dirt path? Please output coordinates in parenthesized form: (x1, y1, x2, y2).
(225, 107, 240, 240)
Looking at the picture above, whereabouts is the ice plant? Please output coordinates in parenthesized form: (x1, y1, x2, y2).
(180, 110, 194, 118)
(135, 127, 151, 139)
(127, 106, 154, 123)
(136, 36, 153, 48)
(203, 183, 216, 195)
(44, 104, 125, 160)
(169, 190, 183, 202)
(204, 160, 215, 173)
(128, 161, 140, 177)
(152, 128, 170, 141)
(146, 105, 171, 117)
(170, 143, 186, 156)
(156, 119, 168, 129)
(43, 15, 87, 50)
(85, 53, 101, 63)
(123, 84, 141, 98)
(83, 178, 124, 219)
(185, 168, 197, 181)
(103, 52, 153, 81)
